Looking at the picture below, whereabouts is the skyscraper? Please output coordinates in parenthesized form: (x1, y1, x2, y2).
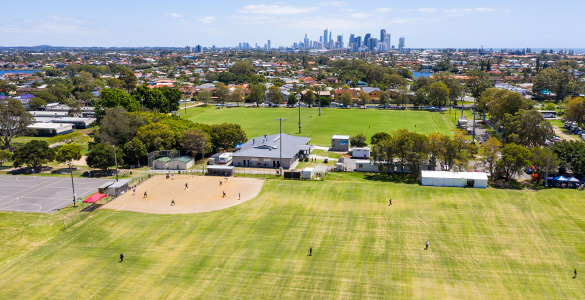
(380, 29, 386, 43)
(324, 28, 328, 44)
(267, 40, 271, 50)
(398, 36, 405, 51)
(336, 35, 343, 49)
(364, 33, 371, 49)
(304, 34, 309, 49)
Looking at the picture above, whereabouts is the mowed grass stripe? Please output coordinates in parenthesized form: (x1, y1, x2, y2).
(0, 174, 585, 298)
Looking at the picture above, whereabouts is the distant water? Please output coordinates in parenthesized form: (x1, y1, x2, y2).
(0, 70, 39, 76)
(412, 71, 433, 79)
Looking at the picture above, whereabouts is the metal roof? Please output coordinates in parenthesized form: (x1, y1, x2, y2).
(233, 133, 311, 160)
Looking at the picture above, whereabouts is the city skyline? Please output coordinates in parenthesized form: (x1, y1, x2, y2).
(1, 0, 584, 48)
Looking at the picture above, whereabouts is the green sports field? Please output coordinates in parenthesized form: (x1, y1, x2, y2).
(1, 173, 584, 299)
(181, 107, 465, 146)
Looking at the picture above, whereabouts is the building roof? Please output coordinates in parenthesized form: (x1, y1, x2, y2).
(155, 157, 172, 162)
(171, 156, 193, 163)
(233, 133, 311, 160)
(421, 171, 488, 181)
(332, 135, 350, 140)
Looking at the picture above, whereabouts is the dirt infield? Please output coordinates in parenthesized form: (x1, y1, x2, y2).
(102, 175, 265, 214)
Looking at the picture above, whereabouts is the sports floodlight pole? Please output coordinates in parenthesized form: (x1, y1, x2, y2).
(276, 118, 286, 169)
(545, 125, 552, 188)
(298, 98, 301, 133)
(69, 162, 77, 207)
(112, 145, 119, 182)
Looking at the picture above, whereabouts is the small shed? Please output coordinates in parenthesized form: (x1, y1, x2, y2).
(301, 167, 315, 179)
(331, 135, 350, 151)
(107, 179, 132, 197)
(421, 171, 488, 188)
(355, 160, 379, 172)
(154, 157, 172, 170)
(169, 156, 194, 170)
(206, 165, 235, 176)
(352, 147, 371, 159)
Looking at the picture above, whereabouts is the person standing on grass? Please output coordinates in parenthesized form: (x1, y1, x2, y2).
(120, 253, 124, 262)
(574, 269, 578, 278)
(309, 247, 312, 256)
(238, 193, 241, 200)
(388, 198, 392, 206)
(425, 241, 429, 250)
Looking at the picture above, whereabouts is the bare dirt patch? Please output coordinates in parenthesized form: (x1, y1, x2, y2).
(102, 175, 265, 214)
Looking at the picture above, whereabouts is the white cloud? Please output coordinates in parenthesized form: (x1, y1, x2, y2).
(376, 8, 393, 13)
(198, 16, 216, 24)
(165, 13, 183, 18)
(504, 9, 512, 13)
(349, 13, 372, 19)
(442, 8, 473, 17)
(475, 7, 498, 12)
(239, 4, 315, 15)
(418, 8, 437, 14)
(319, 1, 347, 7)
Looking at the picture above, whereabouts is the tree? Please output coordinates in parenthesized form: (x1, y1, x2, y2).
(372, 136, 395, 173)
(434, 72, 463, 106)
(215, 83, 229, 104)
(119, 68, 138, 92)
(351, 133, 367, 147)
(370, 132, 390, 145)
(97, 106, 146, 146)
(379, 90, 389, 109)
(55, 143, 82, 165)
(0, 80, 16, 95)
(28, 97, 47, 110)
(135, 123, 175, 152)
(0, 98, 35, 151)
(513, 110, 552, 147)
(404, 132, 428, 178)
(0, 149, 12, 166)
(383, 74, 408, 89)
(530, 146, 559, 180)
(247, 84, 266, 103)
(159, 86, 182, 112)
(483, 88, 531, 123)
(122, 138, 147, 166)
(267, 86, 282, 104)
(230, 60, 255, 77)
(565, 97, 585, 128)
(141, 88, 167, 112)
(197, 90, 212, 106)
(552, 141, 585, 176)
(210, 123, 247, 151)
(12, 140, 55, 171)
(340, 91, 352, 107)
(230, 86, 245, 106)
(358, 91, 370, 106)
(479, 137, 502, 176)
(427, 82, 449, 108)
(180, 128, 211, 158)
(86, 143, 124, 171)
(466, 70, 491, 99)
(96, 88, 140, 119)
(287, 93, 297, 106)
(304, 89, 316, 107)
(495, 143, 533, 181)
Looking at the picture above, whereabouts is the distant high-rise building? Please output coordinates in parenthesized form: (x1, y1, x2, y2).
(398, 36, 405, 51)
(194, 45, 202, 53)
(337, 35, 343, 49)
(267, 40, 271, 50)
(364, 33, 371, 49)
(385, 33, 391, 51)
(304, 34, 309, 49)
(355, 36, 362, 51)
(367, 38, 378, 51)
(380, 29, 386, 43)
(329, 32, 332, 47)
(324, 29, 328, 44)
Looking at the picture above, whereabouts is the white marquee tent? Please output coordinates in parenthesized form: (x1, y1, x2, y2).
(421, 171, 488, 188)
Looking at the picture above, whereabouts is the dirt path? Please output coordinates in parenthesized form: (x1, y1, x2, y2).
(102, 175, 265, 214)
(553, 126, 579, 141)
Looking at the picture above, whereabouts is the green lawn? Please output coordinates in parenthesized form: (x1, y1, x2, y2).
(181, 106, 464, 146)
(0, 173, 584, 299)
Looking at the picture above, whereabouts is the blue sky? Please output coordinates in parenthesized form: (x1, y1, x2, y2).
(1, 0, 583, 48)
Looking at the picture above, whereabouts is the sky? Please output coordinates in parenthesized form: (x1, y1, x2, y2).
(1, 0, 584, 49)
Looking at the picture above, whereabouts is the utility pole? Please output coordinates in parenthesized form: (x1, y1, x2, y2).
(112, 145, 119, 182)
(276, 118, 286, 169)
(545, 127, 552, 188)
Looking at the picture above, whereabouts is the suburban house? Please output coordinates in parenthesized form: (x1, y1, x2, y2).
(232, 133, 312, 169)
(334, 89, 359, 102)
(360, 87, 381, 102)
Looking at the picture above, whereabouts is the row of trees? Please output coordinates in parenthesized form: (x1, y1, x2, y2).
(95, 86, 181, 119)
